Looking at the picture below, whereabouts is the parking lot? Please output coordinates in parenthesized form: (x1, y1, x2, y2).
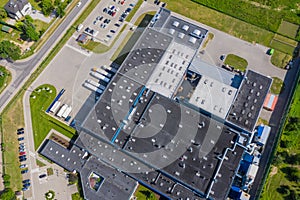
(75, 0, 138, 46)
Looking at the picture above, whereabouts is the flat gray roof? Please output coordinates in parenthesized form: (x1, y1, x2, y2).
(226, 70, 272, 132)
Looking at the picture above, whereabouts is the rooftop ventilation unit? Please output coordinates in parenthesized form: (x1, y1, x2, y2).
(182, 25, 189, 31)
(172, 21, 179, 27)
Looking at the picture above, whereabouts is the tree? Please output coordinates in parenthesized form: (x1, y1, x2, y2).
(0, 40, 21, 61)
(0, 188, 16, 200)
(41, 0, 54, 16)
(0, 8, 7, 19)
(56, 4, 65, 18)
(22, 20, 39, 41)
(24, 15, 34, 23)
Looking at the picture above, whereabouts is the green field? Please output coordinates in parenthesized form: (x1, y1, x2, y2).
(270, 77, 284, 95)
(134, 185, 158, 200)
(163, 0, 274, 46)
(277, 21, 299, 39)
(270, 39, 296, 55)
(191, 0, 300, 33)
(224, 54, 248, 72)
(0, 66, 11, 94)
(30, 84, 76, 149)
(271, 50, 292, 68)
(261, 84, 300, 199)
(1, 97, 24, 191)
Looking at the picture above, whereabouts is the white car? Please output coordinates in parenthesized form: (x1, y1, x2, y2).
(77, 1, 82, 7)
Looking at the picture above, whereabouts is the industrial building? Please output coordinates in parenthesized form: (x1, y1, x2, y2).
(40, 8, 272, 200)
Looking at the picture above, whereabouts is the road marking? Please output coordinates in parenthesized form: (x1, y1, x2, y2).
(66, 44, 91, 57)
(31, 168, 39, 173)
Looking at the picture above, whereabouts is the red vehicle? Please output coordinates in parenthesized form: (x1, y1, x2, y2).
(121, 0, 125, 5)
(112, 11, 116, 17)
(19, 151, 26, 156)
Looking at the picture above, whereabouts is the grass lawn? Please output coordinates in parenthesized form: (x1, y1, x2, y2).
(201, 32, 214, 49)
(277, 21, 299, 39)
(224, 54, 248, 72)
(126, 0, 143, 22)
(270, 39, 296, 55)
(72, 192, 84, 200)
(163, 0, 274, 46)
(47, 167, 54, 176)
(33, 19, 50, 33)
(30, 84, 76, 150)
(110, 30, 134, 63)
(270, 77, 284, 95)
(271, 50, 292, 68)
(1, 97, 24, 191)
(0, 28, 22, 43)
(36, 159, 46, 167)
(134, 185, 158, 200)
(80, 24, 127, 53)
(0, 66, 12, 94)
(134, 12, 156, 27)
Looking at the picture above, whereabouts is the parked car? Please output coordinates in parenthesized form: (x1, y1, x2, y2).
(21, 169, 28, 174)
(20, 164, 28, 169)
(19, 155, 26, 159)
(19, 149, 26, 153)
(23, 183, 31, 187)
(19, 158, 27, 162)
(22, 179, 30, 184)
(76, 1, 81, 7)
(39, 174, 47, 179)
(17, 128, 24, 132)
(103, 7, 108, 13)
(18, 137, 24, 141)
(22, 187, 29, 191)
(19, 152, 26, 156)
(115, 23, 120, 27)
(17, 131, 24, 135)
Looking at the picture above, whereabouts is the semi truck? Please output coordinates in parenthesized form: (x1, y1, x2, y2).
(90, 72, 110, 83)
(101, 65, 117, 73)
(86, 79, 106, 90)
(56, 104, 68, 117)
(92, 67, 112, 78)
(62, 106, 72, 119)
(83, 82, 103, 94)
(50, 101, 61, 113)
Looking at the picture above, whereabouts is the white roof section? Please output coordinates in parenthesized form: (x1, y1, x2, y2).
(168, 28, 175, 35)
(172, 21, 179, 27)
(182, 25, 189, 31)
(178, 32, 185, 39)
(146, 42, 194, 98)
(240, 192, 251, 200)
(189, 75, 237, 119)
(246, 164, 259, 179)
(189, 37, 197, 44)
(193, 29, 201, 36)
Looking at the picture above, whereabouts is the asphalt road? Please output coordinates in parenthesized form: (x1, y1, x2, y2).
(0, 0, 89, 113)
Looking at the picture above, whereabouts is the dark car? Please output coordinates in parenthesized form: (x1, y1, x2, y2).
(22, 187, 29, 191)
(110, 30, 116, 33)
(19, 158, 27, 162)
(115, 23, 120, 27)
(220, 54, 226, 61)
(20, 164, 28, 169)
(103, 7, 108, 13)
(23, 183, 31, 187)
(21, 169, 28, 174)
(18, 137, 24, 141)
(39, 174, 47, 179)
(22, 179, 30, 184)
(19, 155, 26, 159)
(17, 128, 24, 132)
(17, 131, 24, 135)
